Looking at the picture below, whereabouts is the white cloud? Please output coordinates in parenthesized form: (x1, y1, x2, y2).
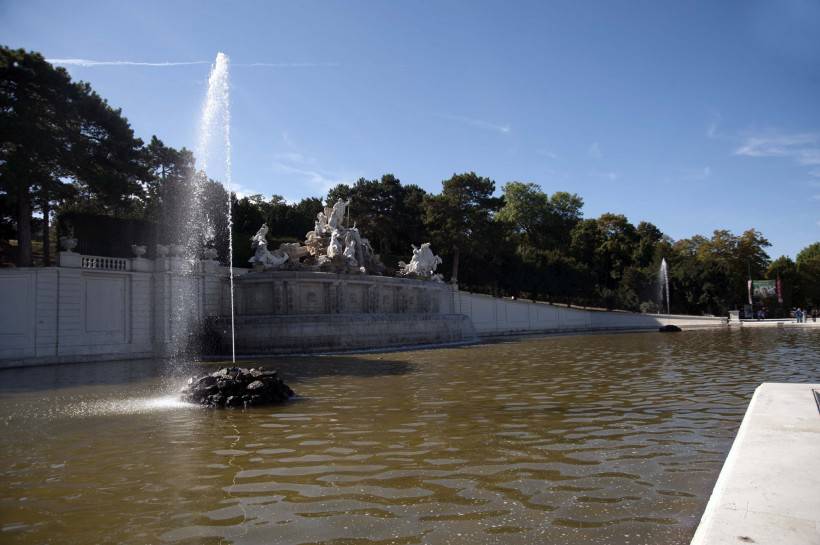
(706, 112, 723, 139)
(536, 149, 558, 159)
(590, 170, 618, 181)
(681, 166, 712, 181)
(809, 168, 820, 178)
(588, 142, 602, 159)
(438, 114, 510, 134)
(231, 182, 263, 199)
(272, 134, 356, 198)
(735, 131, 820, 165)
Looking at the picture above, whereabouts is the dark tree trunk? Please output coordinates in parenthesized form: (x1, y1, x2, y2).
(450, 245, 460, 284)
(16, 184, 32, 267)
(41, 191, 51, 266)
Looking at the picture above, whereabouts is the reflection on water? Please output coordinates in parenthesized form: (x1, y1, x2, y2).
(1, 328, 818, 544)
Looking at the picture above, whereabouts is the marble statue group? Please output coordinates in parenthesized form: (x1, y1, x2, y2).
(248, 198, 443, 280)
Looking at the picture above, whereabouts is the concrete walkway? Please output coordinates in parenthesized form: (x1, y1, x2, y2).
(690, 383, 820, 545)
(733, 320, 820, 329)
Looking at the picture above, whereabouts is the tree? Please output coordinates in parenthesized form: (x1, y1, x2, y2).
(143, 136, 196, 227)
(634, 221, 663, 268)
(498, 182, 583, 251)
(767, 256, 799, 311)
(0, 47, 148, 265)
(796, 242, 820, 307)
(424, 172, 502, 284)
(569, 213, 639, 308)
(497, 182, 550, 246)
(1, 48, 75, 265)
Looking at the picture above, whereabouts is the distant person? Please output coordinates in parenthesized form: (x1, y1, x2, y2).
(796, 308, 803, 323)
(812, 308, 817, 323)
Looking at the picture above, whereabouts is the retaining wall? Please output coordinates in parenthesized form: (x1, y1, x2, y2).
(0, 253, 227, 368)
(0, 257, 727, 367)
(456, 291, 726, 336)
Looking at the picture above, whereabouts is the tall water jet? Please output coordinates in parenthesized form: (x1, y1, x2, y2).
(169, 52, 235, 362)
(658, 257, 670, 315)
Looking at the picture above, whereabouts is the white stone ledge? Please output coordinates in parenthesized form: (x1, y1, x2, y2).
(691, 383, 820, 545)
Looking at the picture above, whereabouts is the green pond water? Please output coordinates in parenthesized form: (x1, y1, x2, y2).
(1, 328, 818, 545)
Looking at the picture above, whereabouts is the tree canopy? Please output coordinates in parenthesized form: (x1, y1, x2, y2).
(1, 46, 148, 265)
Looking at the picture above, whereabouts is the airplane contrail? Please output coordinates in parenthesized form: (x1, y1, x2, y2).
(47, 58, 340, 68)
(47, 58, 211, 67)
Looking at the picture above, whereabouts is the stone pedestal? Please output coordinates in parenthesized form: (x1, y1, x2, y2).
(58, 251, 81, 268)
(131, 257, 153, 273)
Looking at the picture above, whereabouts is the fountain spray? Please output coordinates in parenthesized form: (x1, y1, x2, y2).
(658, 258, 670, 315)
(184, 52, 236, 362)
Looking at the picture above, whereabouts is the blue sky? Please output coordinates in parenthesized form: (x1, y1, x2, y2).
(2, 0, 819, 258)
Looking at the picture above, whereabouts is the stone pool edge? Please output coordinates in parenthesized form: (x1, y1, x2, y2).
(690, 382, 820, 545)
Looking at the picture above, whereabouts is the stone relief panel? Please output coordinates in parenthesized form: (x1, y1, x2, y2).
(272, 282, 283, 314)
(298, 283, 325, 314)
(345, 284, 368, 314)
(245, 283, 274, 315)
(380, 288, 395, 313)
(231, 274, 451, 318)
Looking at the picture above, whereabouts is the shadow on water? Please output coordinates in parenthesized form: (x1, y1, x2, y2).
(0, 354, 414, 394)
(0, 359, 172, 394)
(204, 355, 416, 384)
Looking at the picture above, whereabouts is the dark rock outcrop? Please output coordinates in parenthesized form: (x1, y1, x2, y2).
(181, 366, 294, 408)
(659, 324, 682, 333)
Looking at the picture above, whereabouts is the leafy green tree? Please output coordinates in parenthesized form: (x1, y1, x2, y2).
(796, 242, 820, 307)
(1, 47, 147, 265)
(498, 182, 583, 251)
(424, 172, 502, 284)
(767, 256, 799, 311)
(142, 136, 196, 227)
(569, 213, 639, 308)
(1, 47, 76, 265)
(634, 221, 663, 268)
(497, 182, 550, 247)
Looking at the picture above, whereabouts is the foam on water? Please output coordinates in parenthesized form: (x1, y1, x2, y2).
(62, 395, 196, 417)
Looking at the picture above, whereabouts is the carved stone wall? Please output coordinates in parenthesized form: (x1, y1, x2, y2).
(230, 271, 454, 317)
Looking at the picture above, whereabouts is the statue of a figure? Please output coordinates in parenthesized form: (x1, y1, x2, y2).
(249, 223, 288, 268)
(398, 242, 443, 278)
(314, 211, 329, 235)
(343, 238, 357, 266)
(251, 224, 269, 248)
(327, 229, 344, 259)
(328, 199, 350, 231)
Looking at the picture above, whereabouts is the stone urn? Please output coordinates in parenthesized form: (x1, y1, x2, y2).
(155, 244, 169, 258)
(131, 244, 147, 258)
(59, 236, 78, 252)
(203, 247, 219, 261)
